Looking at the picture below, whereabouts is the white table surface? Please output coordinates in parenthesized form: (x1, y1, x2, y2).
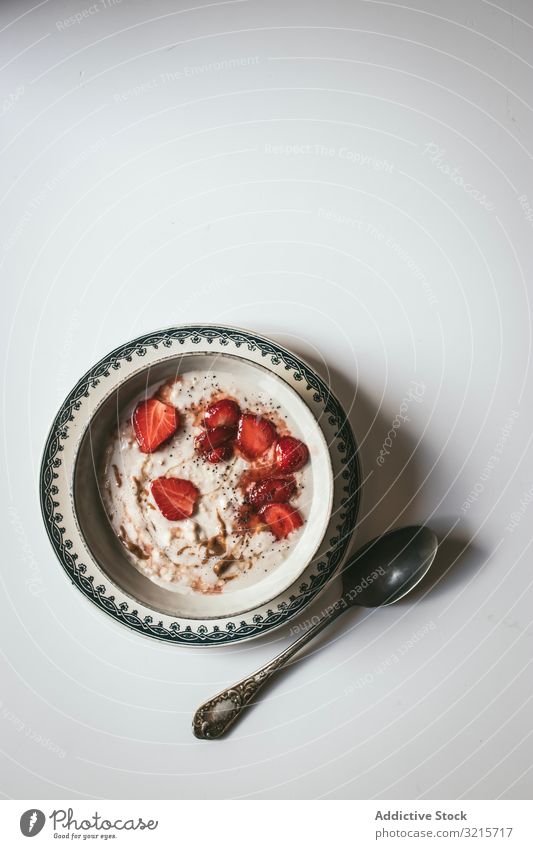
(1, 0, 532, 800)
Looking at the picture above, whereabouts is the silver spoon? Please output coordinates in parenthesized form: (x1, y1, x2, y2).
(193, 525, 438, 739)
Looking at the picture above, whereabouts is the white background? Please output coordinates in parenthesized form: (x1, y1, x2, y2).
(1, 0, 532, 800)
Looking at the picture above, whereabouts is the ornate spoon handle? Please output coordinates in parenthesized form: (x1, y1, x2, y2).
(192, 603, 346, 739)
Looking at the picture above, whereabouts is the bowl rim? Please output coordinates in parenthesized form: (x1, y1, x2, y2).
(40, 323, 361, 646)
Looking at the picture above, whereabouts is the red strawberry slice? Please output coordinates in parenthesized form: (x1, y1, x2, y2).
(195, 426, 235, 456)
(236, 414, 276, 459)
(133, 399, 179, 453)
(203, 399, 241, 429)
(274, 436, 309, 472)
(151, 477, 199, 521)
(246, 477, 296, 507)
(205, 445, 233, 464)
(260, 503, 303, 540)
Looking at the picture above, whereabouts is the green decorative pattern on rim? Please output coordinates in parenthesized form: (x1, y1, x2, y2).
(40, 326, 361, 645)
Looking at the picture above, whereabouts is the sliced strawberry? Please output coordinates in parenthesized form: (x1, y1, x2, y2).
(205, 445, 233, 464)
(246, 477, 296, 508)
(260, 503, 304, 540)
(151, 477, 199, 521)
(133, 399, 179, 453)
(195, 426, 235, 456)
(236, 413, 276, 460)
(274, 436, 309, 472)
(203, 398, 241, 429)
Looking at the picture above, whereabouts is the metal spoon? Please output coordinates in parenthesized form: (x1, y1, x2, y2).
(192, 525, 438, 739)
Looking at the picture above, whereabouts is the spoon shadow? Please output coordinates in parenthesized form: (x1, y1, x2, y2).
(191, 336, 483, 734)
